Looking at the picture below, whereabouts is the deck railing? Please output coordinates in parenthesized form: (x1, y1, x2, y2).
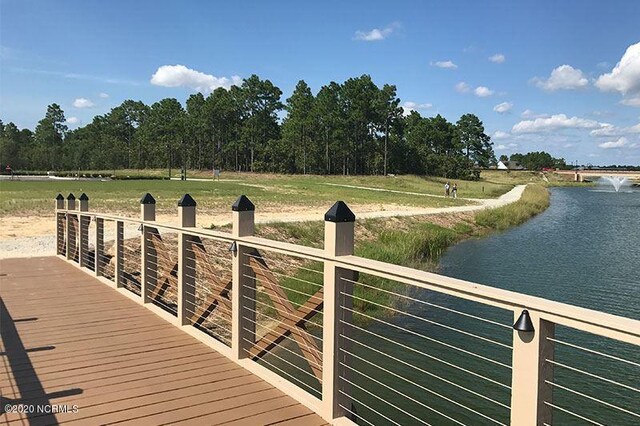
(55, 192, 640, 425)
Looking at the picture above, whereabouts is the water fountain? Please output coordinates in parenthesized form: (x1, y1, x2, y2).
(599, 176, 630, 192)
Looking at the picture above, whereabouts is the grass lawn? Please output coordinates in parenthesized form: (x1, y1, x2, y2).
(0, 169, 568, 217)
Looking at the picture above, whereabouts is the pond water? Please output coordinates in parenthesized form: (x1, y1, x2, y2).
(440, 186, 640, 320)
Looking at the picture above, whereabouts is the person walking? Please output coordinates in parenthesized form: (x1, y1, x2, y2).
(452, 183, 458, 199)
(444, 182, 450, 197)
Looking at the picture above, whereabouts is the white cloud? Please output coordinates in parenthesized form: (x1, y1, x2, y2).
(474, 86, 494, 97)
(150, 64, 242, 93)
(595, 42, 640, 102)
(99, 92, 109, 98)
(494, 143, 518, 150)
(621, 96, 640, 107)
(493, 102, 513, 113)
(489, 54, 505, 64)
(402, 101, 433, 116)
(492, 131, 511, 139)
(599, 137, 628, 149)
(532, 65, 589, 91)
(66, 117, 80, 124)
(73, 98, 94, 108)
(512, 114, 602, 133)
(455, 81, 470, 93)
(431, 60, 457, 69)
(520, 109, 549, 119)
(590, 123, 640, 137)
(354, 22, 399, 41)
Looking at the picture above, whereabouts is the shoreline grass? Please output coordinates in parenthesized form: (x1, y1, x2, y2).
(261, 184, 551, 319)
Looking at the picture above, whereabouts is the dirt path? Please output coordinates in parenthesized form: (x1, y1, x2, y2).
(0, 185, 526, 259)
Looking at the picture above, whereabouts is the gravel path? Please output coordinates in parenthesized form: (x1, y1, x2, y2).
(0, 185, 526, 259)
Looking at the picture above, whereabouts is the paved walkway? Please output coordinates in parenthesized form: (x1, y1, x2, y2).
(0, 257, 326, 425)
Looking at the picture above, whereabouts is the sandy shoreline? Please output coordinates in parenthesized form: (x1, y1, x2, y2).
(0, 185, 525, 259)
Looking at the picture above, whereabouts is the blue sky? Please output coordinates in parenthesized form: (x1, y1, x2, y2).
(1, 0, 639, 165)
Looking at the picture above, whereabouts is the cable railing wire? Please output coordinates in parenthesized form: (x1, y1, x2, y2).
(340, 332, 510, 410)
(341, 306, 512, 370)
(342, 291, 511, 349)
(340, 374, 442, 426)
(242, 294, 325, 353)
(547, 337, 640, 367)
(546, 359, 640, 394)
(240, 327, 322, 382)
(543, 402, 605, 426)
(242, 343, 322, 398)
(340, 352, 507, 425)
(241, 314, 323, 371)
(545, 380, 640, 419)
(342, 276, 512, 330)
(342, 320, 511, 390)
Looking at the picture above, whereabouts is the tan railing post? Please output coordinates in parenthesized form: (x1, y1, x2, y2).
(140, 193, 156, 302)
(231, 195, 255, 360)
(94, 217, 104, 277)
(178, 194, 197, 326)
(510, 309, 555, 425)
(55, 194, 65, 255)
(322, 201, 356, 421)
(78, 193, 90, 268)
(65, 193, 76, 261)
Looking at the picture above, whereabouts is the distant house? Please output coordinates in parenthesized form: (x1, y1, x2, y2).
(497, 160, 525, 170)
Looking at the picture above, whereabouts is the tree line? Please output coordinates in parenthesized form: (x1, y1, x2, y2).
(498, 152, 567, 170)
(1, 74, 497, 179)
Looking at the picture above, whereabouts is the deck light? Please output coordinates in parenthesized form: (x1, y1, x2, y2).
(513, 309, 535, 332)
(229, 241, 238, 256)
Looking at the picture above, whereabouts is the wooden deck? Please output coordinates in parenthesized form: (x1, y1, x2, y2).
(0, 257, 326, 426)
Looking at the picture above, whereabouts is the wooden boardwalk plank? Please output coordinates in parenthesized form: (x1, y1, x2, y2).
(1, 256, 322, 425)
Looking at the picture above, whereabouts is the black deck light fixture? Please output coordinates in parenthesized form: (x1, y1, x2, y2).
(177, 193, 196, 207)
(324, 200, 356, 222)
(140, 193, 156, 205)
(513, 309, 535, 332)
(231, 195, 255, 212)
(229, 241, 238, 256)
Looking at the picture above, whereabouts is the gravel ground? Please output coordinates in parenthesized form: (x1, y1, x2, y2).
(0, 185, 526, 259)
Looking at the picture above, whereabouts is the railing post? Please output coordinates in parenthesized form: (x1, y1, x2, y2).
(510, 309, 555, 425)
(94, 217, 104, 277)
(78, 193, 90, 268)
(322, 201, 356, 421)
(178, 194, 196, 326)
(115, 220, 124, 287)
(55, 194, 65, 255)
(231, 195, 255, 361)
(65, 193, 76, 261)
(140, 193, 156, 302)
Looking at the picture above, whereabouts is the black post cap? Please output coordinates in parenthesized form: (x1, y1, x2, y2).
(79, 193, 89, 201)
(140, 193, 156, 204)
(55, 194, 64, 200)
(324, 201, 355, 223)
(67, 193, 75, 200)
(231, 195, 255, 212)
(178, 193, 197, 207)
(513, 310, 535, 332)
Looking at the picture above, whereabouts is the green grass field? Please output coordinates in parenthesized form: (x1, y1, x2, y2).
(0, 170, 568, 217)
